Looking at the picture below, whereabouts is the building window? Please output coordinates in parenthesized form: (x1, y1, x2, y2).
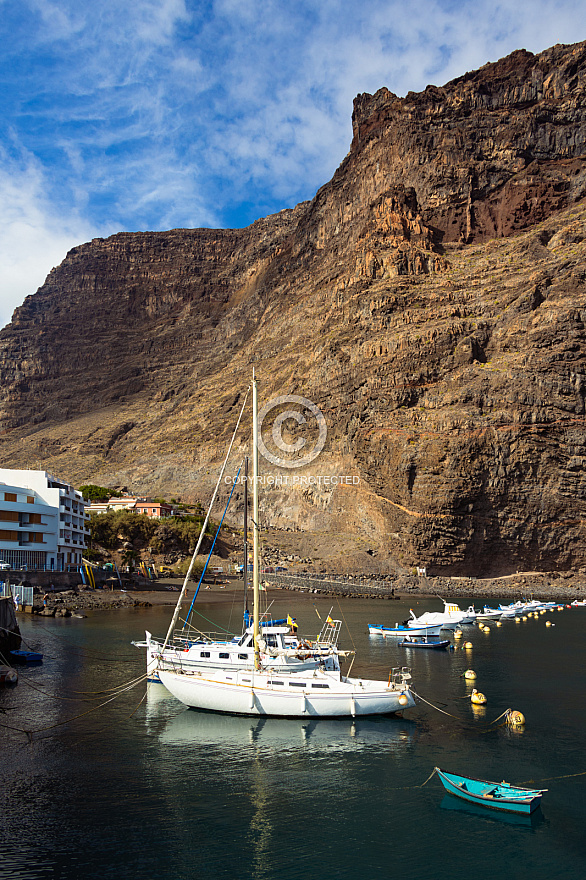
(4, 493, 16, 502)
(0, 530, 18, 541)
(0, 511, 18, 522)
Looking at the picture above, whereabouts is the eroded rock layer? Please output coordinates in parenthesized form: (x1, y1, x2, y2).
(0, 41, 585, 576)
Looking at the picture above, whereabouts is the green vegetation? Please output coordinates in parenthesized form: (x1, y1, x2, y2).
(88, 509, 212, 555)
(172, 557, 206, 579)
(80, 484, 123, 502)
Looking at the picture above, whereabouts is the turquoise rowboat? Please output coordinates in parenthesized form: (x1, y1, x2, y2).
(434, 768, 546, 814)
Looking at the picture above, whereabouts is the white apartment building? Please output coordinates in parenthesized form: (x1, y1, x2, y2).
(0, 469, 89, 571)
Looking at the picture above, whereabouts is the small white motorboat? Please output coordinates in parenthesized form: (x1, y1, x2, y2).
(408, 601, 467, 631)
(369, 622, 443, 637)
(475, 606, 503, 621)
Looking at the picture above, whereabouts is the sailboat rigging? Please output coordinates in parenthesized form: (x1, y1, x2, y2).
(134, 389, 345, 681)
(157, 372, 416, 717)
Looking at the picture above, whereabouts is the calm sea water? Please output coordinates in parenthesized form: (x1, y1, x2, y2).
(1, 594, 585, 880)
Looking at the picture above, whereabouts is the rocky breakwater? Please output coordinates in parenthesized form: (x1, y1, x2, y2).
(269, 570, 586, 602)
(0, 42, 584, 577)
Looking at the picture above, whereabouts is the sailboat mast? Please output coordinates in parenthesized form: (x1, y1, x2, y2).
(243, 455, 248, 615)
(252, 371, 261, 670)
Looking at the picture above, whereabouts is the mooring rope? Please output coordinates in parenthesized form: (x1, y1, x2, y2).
(0, 673, 148, 742)
(10, 670, 149, 702)
(1, 622, 139, 663)
(411, 689, 514, 731)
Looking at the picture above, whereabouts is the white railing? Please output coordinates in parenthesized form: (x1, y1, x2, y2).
(0, 583, 34, 606)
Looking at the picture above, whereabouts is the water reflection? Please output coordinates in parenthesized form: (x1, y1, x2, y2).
(440, 794, 545, 829)
(157, 698, 416, 754)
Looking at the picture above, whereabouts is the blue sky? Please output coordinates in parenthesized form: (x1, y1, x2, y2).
(0, 0, 583, 327)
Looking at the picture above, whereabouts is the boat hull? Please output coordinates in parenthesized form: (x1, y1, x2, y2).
(369, 623, 442, 637)
(159, 669, 416, 718)
(435, 768, 544, 814)
(399, 638, 450, 650)
(9, 649, 43, 664)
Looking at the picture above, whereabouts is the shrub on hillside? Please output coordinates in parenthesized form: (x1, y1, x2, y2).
(80, 484, 123, 502)
(89, 510, 212, 554)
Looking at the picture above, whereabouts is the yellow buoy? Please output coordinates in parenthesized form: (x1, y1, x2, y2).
(507, 709, 525, 726)
(545, 620, 552, 627)
(515, 617, 521, 623)
(482, 625, 490, 632)
(471, 688, 487, 705)
(398, 694, 409, 707)
(496, 621, 502, 627)
(464, 669, 477, 680)
(454, 629, 463, 639)
(464, 641, 473, 649)
(522, 615, 528, 621)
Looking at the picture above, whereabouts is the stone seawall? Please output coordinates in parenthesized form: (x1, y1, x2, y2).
(264, 572, 586, 602)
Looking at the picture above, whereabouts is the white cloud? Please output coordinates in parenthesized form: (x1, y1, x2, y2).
(0, 149, 106, 329)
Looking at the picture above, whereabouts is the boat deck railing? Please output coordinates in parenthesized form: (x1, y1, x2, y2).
(389, 667, 412, 687)
(168, 629, 238, 647)
(316, 618, 342, 647)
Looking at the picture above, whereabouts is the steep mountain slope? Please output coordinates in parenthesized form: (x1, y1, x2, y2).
(0, 41, 585, 576)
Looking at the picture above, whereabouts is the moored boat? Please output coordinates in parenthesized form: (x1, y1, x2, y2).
(475, 606, 503, 621)
(368, 622, 442, 637)
(143, 617, 344, 682)
(9, 649, 43, 664)
(399, 636, 450, 650)
(408, 601, 467, 630)
(458, 605, 479, 624)
(497, 605, 517, 618)
(158, 373, 418, 718)
(434, 768, 546, 814)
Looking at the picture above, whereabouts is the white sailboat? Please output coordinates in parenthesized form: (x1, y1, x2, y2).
(142, 616, 345, 681)
(158, 373, 416, 717)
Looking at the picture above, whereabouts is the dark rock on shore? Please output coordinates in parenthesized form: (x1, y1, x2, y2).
(33, 589, 152, 615)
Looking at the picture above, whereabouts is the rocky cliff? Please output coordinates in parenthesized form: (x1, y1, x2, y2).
(0, 40, 585, 576)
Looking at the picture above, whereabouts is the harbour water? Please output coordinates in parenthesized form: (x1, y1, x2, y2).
(1, 595, 585, 879)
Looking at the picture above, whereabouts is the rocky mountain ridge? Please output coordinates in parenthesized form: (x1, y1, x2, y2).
(0, 40, 585, 576)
